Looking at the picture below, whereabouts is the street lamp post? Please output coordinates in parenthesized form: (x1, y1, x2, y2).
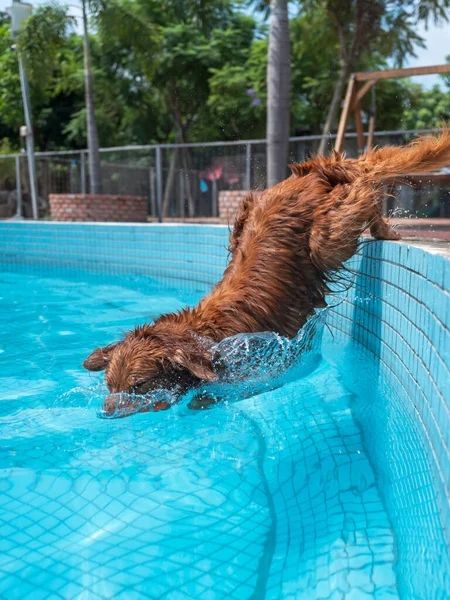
(7, 0, 39, 220)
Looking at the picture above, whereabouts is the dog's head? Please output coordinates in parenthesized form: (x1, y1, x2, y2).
(83, 325, 218, 409)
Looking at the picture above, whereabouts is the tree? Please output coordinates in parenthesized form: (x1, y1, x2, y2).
(289, 8, 339, 134)
(314, 0, 385, 154)
(0, 14, 22, 142)
(57, 2, 163, 148)
(266, 0, 291, 186)
(308, 0, 450, 155)
(0, 13, 85, 151)
(18, 1, 104, 192)
(113, 0, 245, 215)
(402, 84, 450, 130)
(2, 0, 448, 167)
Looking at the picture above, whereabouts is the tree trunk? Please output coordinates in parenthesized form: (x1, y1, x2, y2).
(266, 0, 291, 187)
(167, 82, 196, 217)
(82, 0, 102, 194)
(317, 63, 351, 156)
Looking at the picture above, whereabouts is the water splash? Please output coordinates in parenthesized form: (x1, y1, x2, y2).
(56, 310, 327, 418)
(192, 309, 326, 408)
(211, 309, 325, 384)
(53, 383, 106, 409)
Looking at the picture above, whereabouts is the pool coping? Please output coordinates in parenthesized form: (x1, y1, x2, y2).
(2, 220, 450, 258)
(0, 220, 230, 229)
(397, 237, 450, 259)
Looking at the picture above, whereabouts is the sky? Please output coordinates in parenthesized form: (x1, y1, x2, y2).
(0, 0, 449, 89)
(407, 20, 450, 88)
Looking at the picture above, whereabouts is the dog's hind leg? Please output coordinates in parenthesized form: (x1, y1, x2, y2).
(309, 180, 399, 272)
(228, 192, 258, 254)
(369, 203, 401, 240)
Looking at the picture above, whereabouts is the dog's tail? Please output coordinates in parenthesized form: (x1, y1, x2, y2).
(364, 129, 450, 181)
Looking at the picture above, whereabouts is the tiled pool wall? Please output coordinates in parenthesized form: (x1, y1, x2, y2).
(0, 222, 228, 295)
(1, 222, 449, 542)
(327, 240, 450, 546)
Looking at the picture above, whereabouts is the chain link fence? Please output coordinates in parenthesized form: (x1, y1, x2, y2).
(1, 129, 449, 220)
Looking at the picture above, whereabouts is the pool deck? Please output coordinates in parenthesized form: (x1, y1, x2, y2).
(2, 216, 450, 240)
(146, 217, 450, 240)
(389, 218, 450, 241)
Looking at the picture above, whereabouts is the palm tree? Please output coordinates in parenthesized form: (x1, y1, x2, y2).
(266, 0, 291, 186)
(81, 0, 102, 194)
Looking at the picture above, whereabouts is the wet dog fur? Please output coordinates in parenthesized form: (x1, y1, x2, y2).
(83, 132, 450, 413)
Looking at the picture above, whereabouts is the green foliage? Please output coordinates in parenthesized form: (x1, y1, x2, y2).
(412, 0, 450, 26)
(0, 138, 18, 154)
(0, 16, 23, 138)
(300, 0, 446, 69)
(402, 83, 450, 130)
(196, 16, 266, 140)
(95, 0, 161, 79)
(289, 9, 340, 131)
(0, 139, 17, 185)
(17, 3, 75, 88)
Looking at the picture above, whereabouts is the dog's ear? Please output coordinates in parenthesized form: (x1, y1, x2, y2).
(83, 343, 119, 371)
(172, 343, 218, 382)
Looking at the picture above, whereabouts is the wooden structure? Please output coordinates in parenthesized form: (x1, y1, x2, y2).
(334, 64, 450, 153)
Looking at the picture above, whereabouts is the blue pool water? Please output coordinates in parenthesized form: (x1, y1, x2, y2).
(0, 266, 449, 599)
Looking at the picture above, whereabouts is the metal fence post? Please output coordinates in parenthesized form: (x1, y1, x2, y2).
(155, 146, 163, 223)
(70, 157, 76, 193)
(80, 151, 86, 194)
(179, 169, 185, 218)
(212, 176, 218, 217)
(245, 143, 251, 190)
(148, 166, 156, 218)
(15, 156, 22, 219)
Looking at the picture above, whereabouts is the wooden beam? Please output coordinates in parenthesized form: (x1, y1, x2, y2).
(354, 64, 450, 82)
(354, 80, 376, 107)
(354, 103, 365, 153)
(334, 75, 356, 153)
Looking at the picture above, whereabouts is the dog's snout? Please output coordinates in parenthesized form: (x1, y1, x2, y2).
(102, 392, 154, 418)
(103, 393, 124, 416)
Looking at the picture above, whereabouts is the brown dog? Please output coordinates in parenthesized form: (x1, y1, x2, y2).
(84, 132, 450, 414)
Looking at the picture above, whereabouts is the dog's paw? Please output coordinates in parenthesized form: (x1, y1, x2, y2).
(373, 226, 401, 241)
(383, 229, 401, 241)
(187, 391, 221, 410)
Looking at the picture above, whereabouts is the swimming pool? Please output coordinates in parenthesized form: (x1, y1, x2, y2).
(0, 223, 449, 599)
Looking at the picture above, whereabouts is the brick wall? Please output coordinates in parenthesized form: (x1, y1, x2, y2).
(218, 190, 261, 223)
(49, 194, 148, 222)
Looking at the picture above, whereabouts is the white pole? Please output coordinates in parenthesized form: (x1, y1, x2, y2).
(18, 55, 38, 219)
(9, 1, 39, 219)
(15, 155, 23, 219)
